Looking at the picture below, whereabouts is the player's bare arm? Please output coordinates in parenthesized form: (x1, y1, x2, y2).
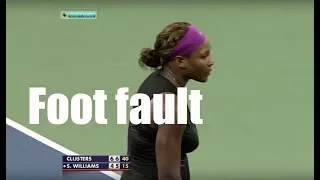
(153, 93, 185, 180)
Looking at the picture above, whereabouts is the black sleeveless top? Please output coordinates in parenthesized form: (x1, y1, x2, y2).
(120, 70, 199, 180)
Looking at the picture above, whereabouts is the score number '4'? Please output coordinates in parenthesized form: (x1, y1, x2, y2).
(109, 163, 120, 169)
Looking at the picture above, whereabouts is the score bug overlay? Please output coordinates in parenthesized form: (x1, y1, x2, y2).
(62, 155, 130, 171)
(61, 11, 97, 20)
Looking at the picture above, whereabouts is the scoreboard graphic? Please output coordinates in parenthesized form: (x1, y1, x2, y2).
(62, 155, 130, 171)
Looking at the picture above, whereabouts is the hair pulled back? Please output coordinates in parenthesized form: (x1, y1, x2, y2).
(139, 22, 191, 69)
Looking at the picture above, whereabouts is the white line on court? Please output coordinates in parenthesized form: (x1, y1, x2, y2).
(6, 117, 121, 180)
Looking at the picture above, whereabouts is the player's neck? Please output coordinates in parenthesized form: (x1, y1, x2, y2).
(160, 66, 188, 87)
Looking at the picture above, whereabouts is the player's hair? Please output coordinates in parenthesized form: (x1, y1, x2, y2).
(139, 22, 191, 69)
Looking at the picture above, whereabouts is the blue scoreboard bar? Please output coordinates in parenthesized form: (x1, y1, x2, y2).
(62, 155, 130, 171)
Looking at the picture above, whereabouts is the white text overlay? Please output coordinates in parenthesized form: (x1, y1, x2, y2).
(29, 87, 203, 125)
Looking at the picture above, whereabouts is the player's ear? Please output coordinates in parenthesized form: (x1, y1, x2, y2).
(174, 56, 188, 69)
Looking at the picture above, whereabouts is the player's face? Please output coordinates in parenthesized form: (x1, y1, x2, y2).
(185, 40, 214, 82)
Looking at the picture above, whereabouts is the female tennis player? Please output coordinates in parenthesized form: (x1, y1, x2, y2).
(120, 22, 213, 180)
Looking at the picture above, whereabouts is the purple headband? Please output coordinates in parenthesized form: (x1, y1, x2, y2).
(169, 25, 206, 59)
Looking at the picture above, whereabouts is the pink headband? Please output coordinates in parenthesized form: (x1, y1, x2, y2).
(169, 25, 207, 59)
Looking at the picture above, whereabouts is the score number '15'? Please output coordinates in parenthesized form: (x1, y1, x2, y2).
(109, 163, 129, 169)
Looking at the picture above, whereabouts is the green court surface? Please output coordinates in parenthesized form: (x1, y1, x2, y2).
(7, 2, 314, 179)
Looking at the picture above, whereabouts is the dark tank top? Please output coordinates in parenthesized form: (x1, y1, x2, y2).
(120, 70, 199, 180)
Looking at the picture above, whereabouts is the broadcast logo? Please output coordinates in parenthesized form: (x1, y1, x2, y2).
(61, 11, 97, 20)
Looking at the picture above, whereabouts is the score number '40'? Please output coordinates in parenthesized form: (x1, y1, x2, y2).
(108, 155, 129, 162)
